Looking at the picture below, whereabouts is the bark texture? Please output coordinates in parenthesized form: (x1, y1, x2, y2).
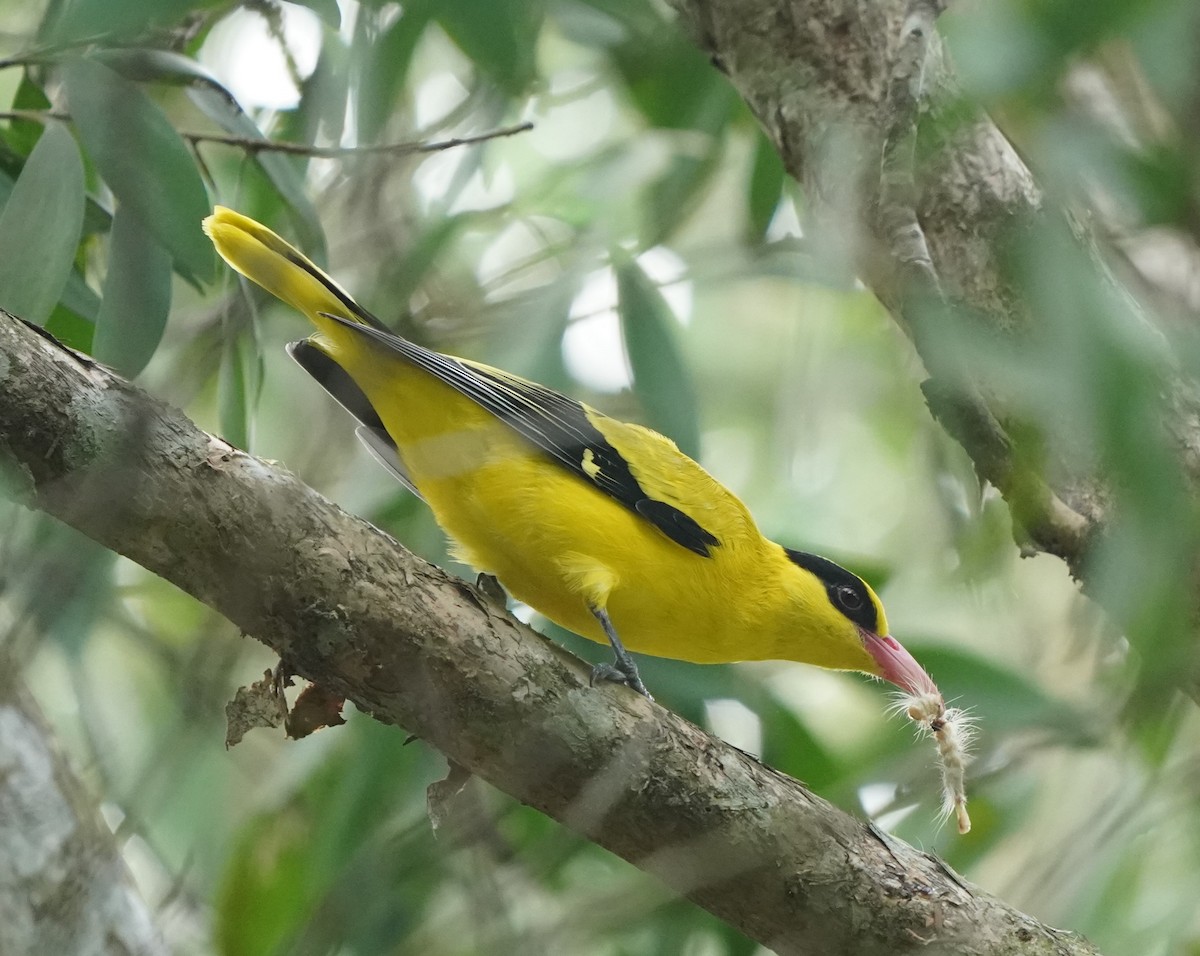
(0, 313, 1105, 955)
(0, 665, 167, 956)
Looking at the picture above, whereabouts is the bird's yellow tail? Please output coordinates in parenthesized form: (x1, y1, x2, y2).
(202, 206, 370, 329)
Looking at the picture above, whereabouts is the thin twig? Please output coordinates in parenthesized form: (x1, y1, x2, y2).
(0, 108, 71, 124)
(0, 109, 533, 158)
(184, 121, 534, 158)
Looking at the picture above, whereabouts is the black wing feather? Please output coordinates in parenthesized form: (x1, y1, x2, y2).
(316, 313, 720, 557)
(287, 339, 422, 500)
(288, 339, 386, 431)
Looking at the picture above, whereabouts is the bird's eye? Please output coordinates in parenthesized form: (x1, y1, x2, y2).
(835, 585, 863, 611)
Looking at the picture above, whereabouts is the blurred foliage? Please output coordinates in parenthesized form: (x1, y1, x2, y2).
(0, 0, 1199, 954)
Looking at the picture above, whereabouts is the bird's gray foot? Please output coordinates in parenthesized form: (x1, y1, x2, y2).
(588, 606, 653, 700)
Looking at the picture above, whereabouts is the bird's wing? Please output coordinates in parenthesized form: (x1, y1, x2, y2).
(286, 339, 423, 500)
(355, 425, 421, 499)
(316, 312, 721, 557)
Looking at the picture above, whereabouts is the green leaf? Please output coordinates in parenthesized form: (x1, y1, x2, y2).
(552, 0, 636, 48)
(93, 205, 173, 378)
(21, 522, 116, 657)
(0, 122, 85, 326)
(355, 4, 431, 143)
(61, 268, 101, 322)
(217, 808, 315, 956)
(217, 719, 443, 956)
(218, 333, 251, 450)
(182, 63, 327, 262)
(435, 0, 544, 95)
(644, 147, 721, 246)
(7, 75, 53, 158)
(63, 57, 215, 284)
(485, 275, 578, 391)
(639, 82, 736, 244)
(747, 130, 785, 243)
(388, 213, 471, 309)
(613, 27, 727, 130)
(45, 303, 95, 353)
(615, 254, 701, 457)
(569, 0, 666, 40)
(291, 29, 351, 161)
(93, 47, 219, 86)
(290, 0, 341, 30)
(43, 0, 197, 45)
(756, 696, 843, 791)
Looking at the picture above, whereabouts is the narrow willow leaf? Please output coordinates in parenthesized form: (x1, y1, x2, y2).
(61, 269, 101, 323)
(93, 205, 173, 378)
(94, 47, 220, 86)
(151, 49, 327, 262)
(291, 0, 341, 29)
(356, 4, 430, 143)
(45, 304, 95, 353)
(612, 25, 727, 130)
(747, 130, 785, 243)
(7, 74, 52, 158)
(0, 123, 85, 326)
(190, 101, 325, 262)
(63, 58, 214, 284)
(641, 84, 735, 244)
(219, 333, 251, 450)
(390, 213, 470, 308)
(23, 521, 116, 656)
(282, 30, 349, 205)
(644, 149, 721, 246)
(43, 0, 194, 46)
(94, 49, 319, 255)
(615, 255, 701, 457)
(435, 0, 543, 95)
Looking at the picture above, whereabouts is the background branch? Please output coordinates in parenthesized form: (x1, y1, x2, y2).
(666, 0, 1200, 577)
(0, 662, 168, 956)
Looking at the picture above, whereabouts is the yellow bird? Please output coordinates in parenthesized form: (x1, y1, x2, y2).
(203, 207, 937, 701)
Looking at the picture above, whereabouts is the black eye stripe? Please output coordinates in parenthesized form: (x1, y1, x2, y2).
(783, 548, 879, 633)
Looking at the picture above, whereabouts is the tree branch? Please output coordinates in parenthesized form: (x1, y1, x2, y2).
(0, 313, 1103, 955)
(0, 663, 168, 956)
(870, 0, 1093, 568)
(665, 0, 1200, 585)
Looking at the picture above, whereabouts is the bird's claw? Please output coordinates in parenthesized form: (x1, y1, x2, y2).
(589, 661, 654, 701)
(586, 604, 653, 699)
(589, 662, 624, 686)
(475, 572, 507, 605)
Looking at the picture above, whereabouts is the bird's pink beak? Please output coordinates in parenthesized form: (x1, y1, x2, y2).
(859, 629, 940, 698)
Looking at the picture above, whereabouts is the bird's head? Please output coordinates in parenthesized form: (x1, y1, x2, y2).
(782, 548, 939, 697)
